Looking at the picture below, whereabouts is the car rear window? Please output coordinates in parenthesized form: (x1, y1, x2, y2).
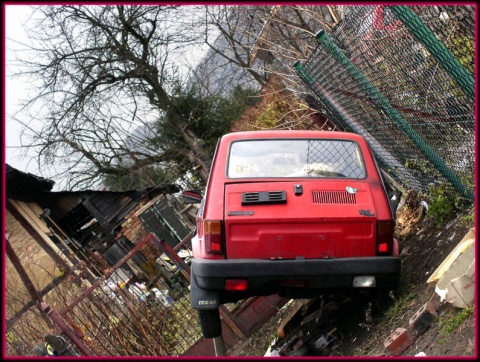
(227, 139, 366, 179)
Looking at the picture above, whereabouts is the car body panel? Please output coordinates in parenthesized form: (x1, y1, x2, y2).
(224, 181, 378, 259)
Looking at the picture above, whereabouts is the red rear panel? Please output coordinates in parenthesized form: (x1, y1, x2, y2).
(224, 181, 377, 259)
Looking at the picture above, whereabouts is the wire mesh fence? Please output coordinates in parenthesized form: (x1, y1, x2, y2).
(294, 5, 475, 202)
(5, 234, 203, 357)
(57, 268, 200, 356)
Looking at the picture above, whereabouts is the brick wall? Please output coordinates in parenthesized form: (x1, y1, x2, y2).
(114, 197, 161, 268)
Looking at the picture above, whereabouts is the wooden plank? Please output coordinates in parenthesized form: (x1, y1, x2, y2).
(230, 297, 256, 316)
(234, 295, 289, 336)
(276, 299, 309, 339)
(8, 199, 74, 268)
(183, 319, 241, 356)
(14, 200, 52, 235)
(219, 305, 248, 340)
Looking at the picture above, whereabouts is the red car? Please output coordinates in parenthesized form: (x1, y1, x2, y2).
(183, 130, 401, 338)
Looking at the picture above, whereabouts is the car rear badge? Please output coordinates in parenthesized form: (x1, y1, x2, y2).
(228, 211, 254, 216)
(346, 186, 358, 194)
(360, 209, 375, 216)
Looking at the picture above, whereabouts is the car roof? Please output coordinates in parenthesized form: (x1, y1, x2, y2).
(221, 130, 365, 142)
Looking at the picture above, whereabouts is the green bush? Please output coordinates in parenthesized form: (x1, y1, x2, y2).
(426, 183, 464, 225)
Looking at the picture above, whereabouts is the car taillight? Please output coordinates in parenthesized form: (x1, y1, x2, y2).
(225, 279, 248, 291)
(376, 220, 394, 255)
(204, 220, 224, 254)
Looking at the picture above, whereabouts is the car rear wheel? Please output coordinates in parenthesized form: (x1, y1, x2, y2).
(198, 308, 222, 338)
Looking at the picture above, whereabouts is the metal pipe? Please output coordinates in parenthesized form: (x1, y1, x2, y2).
(388, 5, 474, 100)
(61, 233, 153, 314)
(213, 335, 227, 356)
(41, 302, 94, 356)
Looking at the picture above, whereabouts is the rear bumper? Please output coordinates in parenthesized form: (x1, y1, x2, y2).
(192, 257, 401, 291)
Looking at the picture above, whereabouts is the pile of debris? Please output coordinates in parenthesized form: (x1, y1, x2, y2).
(262, 226, 475, 357)
(264, 295, 354, 357)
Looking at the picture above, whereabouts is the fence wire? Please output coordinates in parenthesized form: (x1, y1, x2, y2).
(58, 270, 200, 356)
(5, 236, 202, 357)
(295, 5, 475, 201)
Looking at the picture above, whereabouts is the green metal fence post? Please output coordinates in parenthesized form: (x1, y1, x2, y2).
(388, 5, 474, 100)
(293, 61, 414, 191)
(294, 60, 361, 134)
(313, 29, 473, 200)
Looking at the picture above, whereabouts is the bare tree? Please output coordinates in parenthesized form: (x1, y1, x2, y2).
(9, 5, 214, 190)
(197, 5, 344, 88)
(245, 5, 345, 93)
(8, 5, 346, 190)
(195, 5, 344, 129)
(204, 6, 268, 87)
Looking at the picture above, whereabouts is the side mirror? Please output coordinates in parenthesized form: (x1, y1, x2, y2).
(182, 190, 203, 204)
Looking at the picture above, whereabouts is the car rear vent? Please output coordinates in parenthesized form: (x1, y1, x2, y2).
(243, 192, 260, 203)
(242, 191, 287, 205)
(268, 191, 286, 201)
(312, 190, 357, 204)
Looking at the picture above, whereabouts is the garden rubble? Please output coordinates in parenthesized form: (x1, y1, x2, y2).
(262, 227, 475, 357)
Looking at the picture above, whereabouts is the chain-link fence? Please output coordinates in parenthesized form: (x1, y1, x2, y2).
(294, 5, 475, 202)
(305, 140, 367, 179)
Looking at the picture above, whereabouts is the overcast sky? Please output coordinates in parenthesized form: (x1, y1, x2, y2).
(5, 5, 38, 176)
